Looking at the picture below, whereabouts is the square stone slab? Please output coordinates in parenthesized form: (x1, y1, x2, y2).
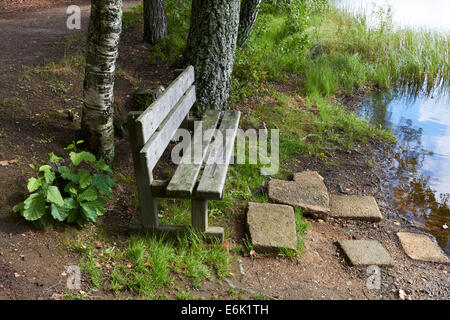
(337, 240, 393, 266)
(268, 171, 329, 219)
(397, 232, 449, 264)
(330, 195, 382, 222)
(247, 202, 297, 253)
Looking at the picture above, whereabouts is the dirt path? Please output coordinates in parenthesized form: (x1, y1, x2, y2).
(0, 1, 141, 299)
(0, 1, 141, 69)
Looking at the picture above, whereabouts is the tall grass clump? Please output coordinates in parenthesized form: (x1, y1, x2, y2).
(234, 0, 316, 83)
(304, 5, 449, 95)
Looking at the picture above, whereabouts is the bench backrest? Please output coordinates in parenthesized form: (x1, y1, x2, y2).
(133, 66, 196, 173)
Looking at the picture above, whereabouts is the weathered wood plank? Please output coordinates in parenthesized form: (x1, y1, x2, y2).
(140, 85, 196, 171)
(127, 111, 159, 228)
(136, 66, 195, 142)
(151, 179, 224, 200)
(196, 110, 241, 200)
(166, 110, 221, 197)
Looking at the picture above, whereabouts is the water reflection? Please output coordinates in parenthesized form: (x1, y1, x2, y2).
(335, 0, 450, 32)
(358, 85, 450, 254)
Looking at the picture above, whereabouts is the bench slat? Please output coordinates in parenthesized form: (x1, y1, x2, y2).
(136, 66, 195, 142)
(166, 110, 221, 197)
(140, 85, 196, 171)
(195, 110, 241, 200)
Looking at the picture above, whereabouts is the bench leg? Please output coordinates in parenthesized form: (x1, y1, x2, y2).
(191, 200, 208, 232)
(191, 200, 224, 243)
(140, 197, 159, 229)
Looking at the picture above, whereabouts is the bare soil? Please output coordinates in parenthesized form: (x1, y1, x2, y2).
(0, 2, 448, 300)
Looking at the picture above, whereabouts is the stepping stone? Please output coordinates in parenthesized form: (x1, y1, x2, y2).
(397, 232, 449, 264)
(337, 240, 393, 266)
(247, 202, 297, 253)
(330, 195, 382, 222)
(268, 171, 329, 219)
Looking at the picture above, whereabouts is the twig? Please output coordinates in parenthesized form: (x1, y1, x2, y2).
(224, 278, 277, 300)
(298, 122, 324, 125)
(301, 134, 320, 141)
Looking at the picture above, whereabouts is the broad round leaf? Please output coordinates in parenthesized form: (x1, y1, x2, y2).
(78, 186, 98, 202)
(78, 169, 92, 189)
(50, 203, 69, 222)
(91, 174, 114, 198)
(48, 152, 64, 163)
(44, 170, 56, 184)
(27, 177, 42, 193)
(39, 165, 52, 172)
(58, 166, 79, 182)
(46, 186, 64, 206)
(23, 193, 46, 221)
(70, 151, 96, 166)
(80, 203, 99, 222)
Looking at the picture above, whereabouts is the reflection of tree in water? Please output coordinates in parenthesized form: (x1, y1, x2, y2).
(395, 174, 450, 253)
(361, 86, 450, 254)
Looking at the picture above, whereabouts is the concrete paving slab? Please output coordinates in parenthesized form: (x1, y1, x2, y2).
(247, 202, 297, 253)
(330, 195, 382, 222)
(337, 240, 393, 266)
(268, 171, 329, 219)
(397, 232, 449, 264)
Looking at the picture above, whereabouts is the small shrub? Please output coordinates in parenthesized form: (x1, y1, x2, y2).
(13, 141, 114, 227)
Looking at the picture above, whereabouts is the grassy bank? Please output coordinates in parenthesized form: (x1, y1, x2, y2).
(235, 2, 449, 97)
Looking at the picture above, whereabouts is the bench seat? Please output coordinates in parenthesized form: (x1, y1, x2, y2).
(127, 66, 240, 242)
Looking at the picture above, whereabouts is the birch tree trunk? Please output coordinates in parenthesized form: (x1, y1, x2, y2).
(187, 0, 240, 112)
(237, 0, 261, 48)
(81, 0, 122, 163)
(143, 0, 167, 45)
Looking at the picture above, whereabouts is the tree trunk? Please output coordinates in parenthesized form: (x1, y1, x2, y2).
(81, 0, 122, 163)
(143, 0, 167, 45)
(237, 0, 261, 48)
(187, 0, 240, 112)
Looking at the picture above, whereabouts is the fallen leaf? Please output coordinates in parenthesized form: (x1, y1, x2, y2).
(0, 160, 16, 167)
(51, 293, 64, 300)
(398, 289, 407, 300)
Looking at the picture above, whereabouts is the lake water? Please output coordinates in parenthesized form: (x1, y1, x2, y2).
(358, 86, 450, 255)
(335, 0, 450, 255)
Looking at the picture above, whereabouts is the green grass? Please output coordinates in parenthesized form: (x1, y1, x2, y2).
(295, 208, 310, 254)
(122, 4, 143, 29)
(243, 91, 395, 165)
(67, 228, 234, 299)
(277, 208, 310, 258)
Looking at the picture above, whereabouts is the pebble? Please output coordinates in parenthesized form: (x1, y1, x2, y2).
(398, 289, 407, 300)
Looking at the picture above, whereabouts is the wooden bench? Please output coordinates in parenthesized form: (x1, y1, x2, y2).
(127, 66, 240, 242)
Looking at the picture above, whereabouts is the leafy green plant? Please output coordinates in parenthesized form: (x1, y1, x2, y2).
(13, 141, 114, 227)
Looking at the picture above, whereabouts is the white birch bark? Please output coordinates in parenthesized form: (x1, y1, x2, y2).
(81, 0, 123, 163)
